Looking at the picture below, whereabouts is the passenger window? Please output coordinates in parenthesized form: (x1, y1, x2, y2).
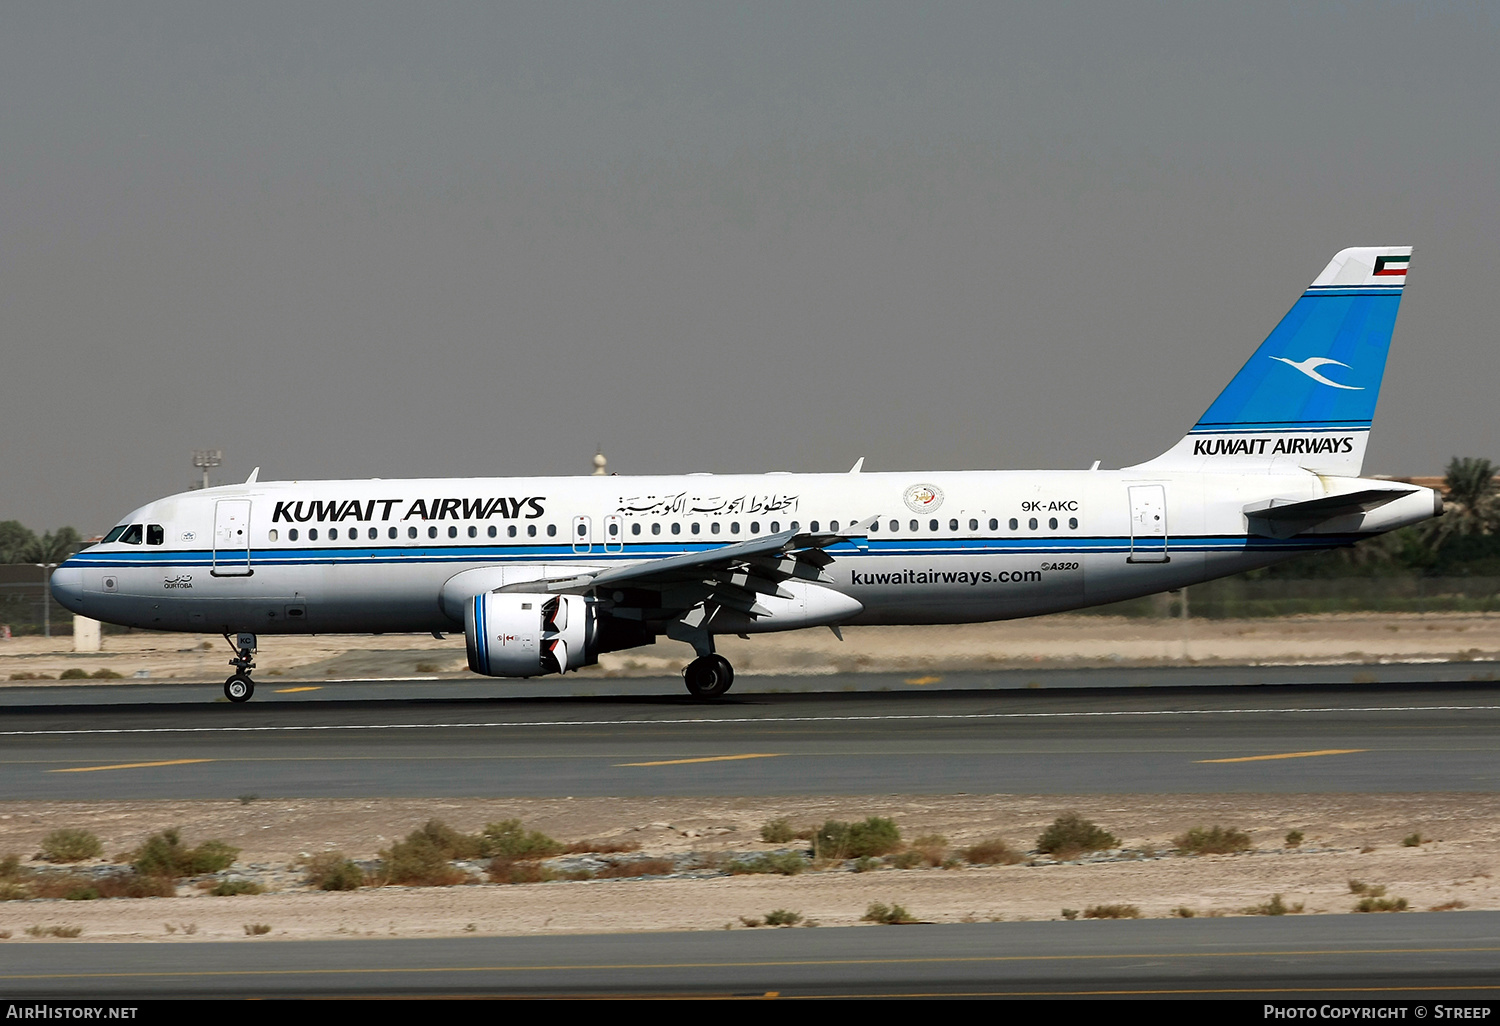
(609, 522, 619, 537)
(949, 519, 959, 531)
(867, 521, 877, 533)
(671, 523, 681, 535)
(1009, 518, 1018, 531)
(810, 521, 819, 532)
(147, 524, 164, 545)
(468, 526, 477, 538)
(929, 519, 939, 532)
(309, 528, 319, 541)
(268, 529, 278, 542)
(1028, 518, 1038, 531)
(408, 526, 418, 539)
(651, 523, 660, 536)
(487, 525, 496, 538)
(1069, 517, 1078, 530)
(830, 521, 839, 532)
(445, 526, 455, 539)
(330, 528, 339, 541)
(508, 525, 517, 537)
(889, 520, 899, 532)
(289, 528, 299, 541)
(789, 521, 800, 531)
(428, 526, 437, 539)
(527, 525, 536, 537)
(968, 519, 978, 531)
(1049, 517, 1058, 530)
(632, 523, 641, 536)
(750, 521, 759, 534)
(119, 524, 144, 545)
(387, 527, 396, 540)
(711, 522, 721, 535)
(547, 524, 557, 537)
(577, 523, 587, 537)
(731, 522, 739, 534)
(989, 518, 998, 531)
(691, 523, 700, 535)
(770, 521, 780, 533)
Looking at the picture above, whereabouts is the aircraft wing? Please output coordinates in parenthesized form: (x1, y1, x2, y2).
(497, 517, 877, 623)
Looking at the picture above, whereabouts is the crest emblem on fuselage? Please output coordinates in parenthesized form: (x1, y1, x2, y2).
(903, 484, 944, 513)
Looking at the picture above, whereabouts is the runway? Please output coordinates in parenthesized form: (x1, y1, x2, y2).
(2, 671, 1499, 799)
(3, 914, 1498, 998)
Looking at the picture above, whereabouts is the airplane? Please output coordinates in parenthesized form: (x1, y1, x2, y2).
(50, 246, 1440, 702)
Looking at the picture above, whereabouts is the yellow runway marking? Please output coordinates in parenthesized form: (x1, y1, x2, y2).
(616, 753, 785, 767)
(49, 758, 215, 774)
(904, 675, 943, 686)
(274, 686, 322, 693)
(1198, 748, 1368, 764)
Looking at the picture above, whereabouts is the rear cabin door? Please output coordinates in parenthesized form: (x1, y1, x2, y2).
(212, 499, 253, 576)
(1127, 485, 1169, 563)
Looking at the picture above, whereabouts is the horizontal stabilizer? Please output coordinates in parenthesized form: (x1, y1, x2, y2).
(1244, 487, 1417, 538)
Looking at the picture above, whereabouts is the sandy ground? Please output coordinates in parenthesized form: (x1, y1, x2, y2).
(7, 612, 1500, 684)
(2, 794, 1496, 941)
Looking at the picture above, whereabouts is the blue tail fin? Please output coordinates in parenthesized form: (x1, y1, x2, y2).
(1129, 246, 1412, 476)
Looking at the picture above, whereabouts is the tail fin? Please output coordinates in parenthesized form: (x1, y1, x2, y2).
(1128, 246, 1412, 477)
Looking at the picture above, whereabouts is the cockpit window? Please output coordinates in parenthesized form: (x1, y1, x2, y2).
(146, 525, 164, 545)
(118, 524, 144, 545)
(102, 526, 128, 544)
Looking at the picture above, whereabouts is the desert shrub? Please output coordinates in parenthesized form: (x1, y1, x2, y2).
(9, 672, 53, 680)
(1244, 894, 1302, 916)
(304, 853, 364, 891)
(26, 925, 82, 938)
(760, 818, 796, 844)
(902, 834, 949, 868)
(39, 829, 103, 864)
(856, 855, 885, 871)
(1174, 825, 1251, 855)
(130, 830, 239, 878)
(764, 909, 803, 926)
(1402, 832, 1424, 847)
(409, 820, 483, 860)
(1355, 896, 1409, 912)
(862, 902, 916, 925)
(1348, 880, 1384, 896)
(379, 833, 470, 887)
(594, 858, 675, 879)
(479, 820, 562, 859)
(244, 923, 272, 935)
(58, 668, 90, 680)
(210, 880, 263, 896)
(1036, 813, 1119, 859)
(727, 853, 807, 876)
(886, 852, 920, 870)
(1083, 904, 1141, 919)
(486, 859, 557, 884)
(815, 817, 902, 860)
(90, 669, 123, 679)
(1060, 909, 1079, 920)
(1173, 907, 1196, 918)
(961, 838, 1023, 865)
(1285, 830, 1304, 847)
(1, 854, 29, 881)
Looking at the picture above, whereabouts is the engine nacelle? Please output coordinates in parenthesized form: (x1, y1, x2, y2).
(465, 592, 594, 678)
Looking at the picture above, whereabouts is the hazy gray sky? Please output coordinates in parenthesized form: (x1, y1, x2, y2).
(4, 2, 1498, 532)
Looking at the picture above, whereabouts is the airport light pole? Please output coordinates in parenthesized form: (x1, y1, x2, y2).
(35, 562, 57, 638)
(193, 449, 223, 490)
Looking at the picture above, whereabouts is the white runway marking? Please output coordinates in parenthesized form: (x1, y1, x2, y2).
(2, 705, 1497, 737)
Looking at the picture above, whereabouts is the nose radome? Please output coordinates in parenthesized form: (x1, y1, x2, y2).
(50, 566, 85, 613)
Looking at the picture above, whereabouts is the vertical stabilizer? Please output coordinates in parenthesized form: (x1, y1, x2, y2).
(1127, 246, 1412, 476)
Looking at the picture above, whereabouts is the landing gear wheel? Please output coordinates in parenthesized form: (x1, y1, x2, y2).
(683, 654, 734, 699)
(224, 674, 254, 703)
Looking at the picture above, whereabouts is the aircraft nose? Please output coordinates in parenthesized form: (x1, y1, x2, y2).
(50, 565, 85, 614)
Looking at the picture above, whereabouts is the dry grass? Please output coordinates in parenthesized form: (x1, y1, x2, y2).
(1082, 904, 1141, 919)
(594, 858, 675, 879)
(960, 837, 1023, 865)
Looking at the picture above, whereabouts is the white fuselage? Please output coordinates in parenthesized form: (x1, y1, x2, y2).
(52, 468, 1437, 637)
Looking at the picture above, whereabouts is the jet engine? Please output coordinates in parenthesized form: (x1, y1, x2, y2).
(464, 592, 595, 677)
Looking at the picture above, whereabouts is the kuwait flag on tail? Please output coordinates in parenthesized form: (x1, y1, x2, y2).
(1373, 254, 1410, 276)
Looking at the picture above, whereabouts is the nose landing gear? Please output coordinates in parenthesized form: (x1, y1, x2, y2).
(683, 654, 734, 699)
(223, 632, 257, 703)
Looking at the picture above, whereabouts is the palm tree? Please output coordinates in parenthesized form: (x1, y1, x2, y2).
(1427, 456, 1499, 545)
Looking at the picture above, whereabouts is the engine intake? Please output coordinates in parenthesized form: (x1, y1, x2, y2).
(465, 592, 593, 677)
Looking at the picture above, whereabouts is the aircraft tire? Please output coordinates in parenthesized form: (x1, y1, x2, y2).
(683, 655, 733, 699)
(224, 674, 254, 703)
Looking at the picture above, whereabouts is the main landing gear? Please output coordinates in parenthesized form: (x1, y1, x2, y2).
(223, 632, 257, 703)
(683, 654, 734, 699)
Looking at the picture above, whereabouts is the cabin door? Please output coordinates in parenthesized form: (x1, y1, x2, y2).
(212, 500, 253, 576)
(1127, 485, 1169, 563)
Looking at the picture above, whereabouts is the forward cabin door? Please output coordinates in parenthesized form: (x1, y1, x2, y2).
(212, 499, 253, 576)
(1127, 485, 1169, 563)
